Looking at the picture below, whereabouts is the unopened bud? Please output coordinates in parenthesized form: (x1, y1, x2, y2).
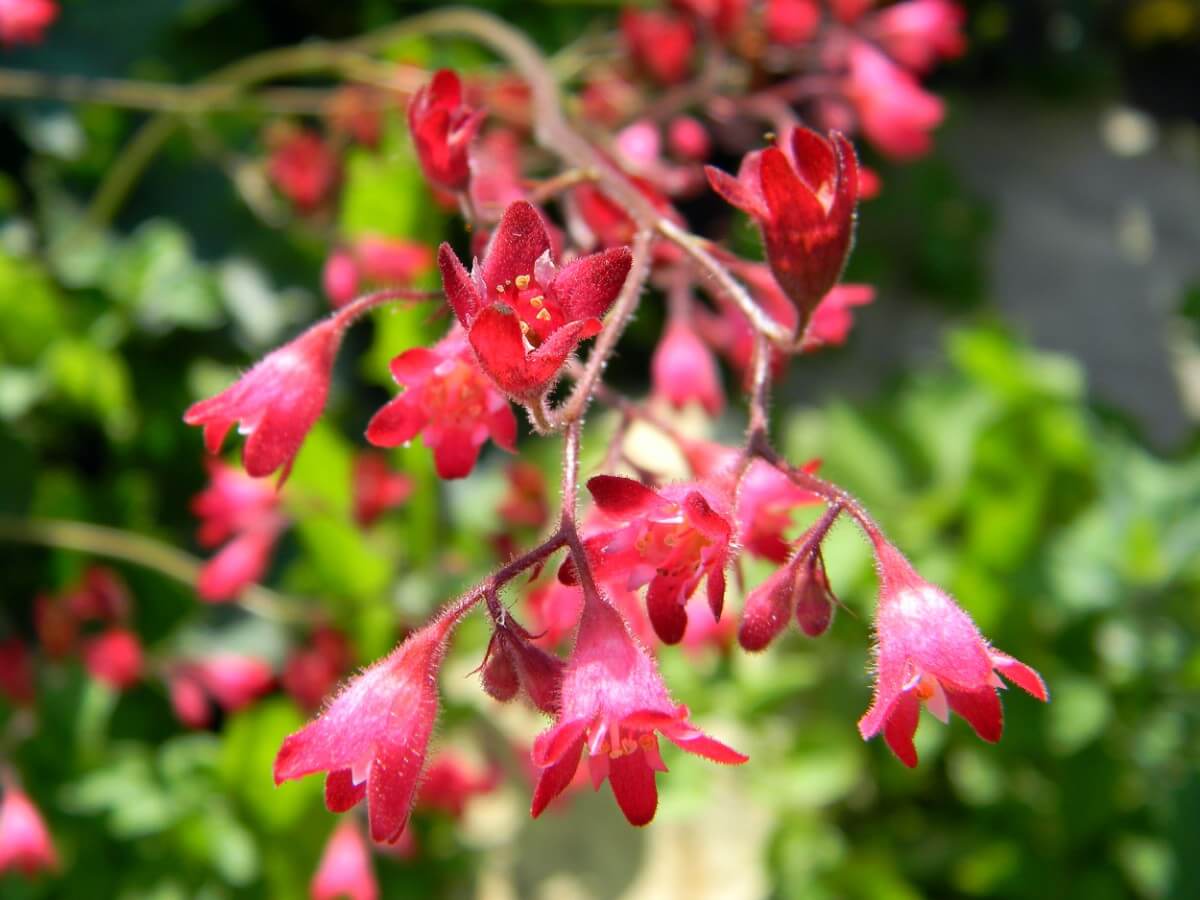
(795, 551, 836, 637)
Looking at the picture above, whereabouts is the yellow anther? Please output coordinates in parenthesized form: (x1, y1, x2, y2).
(529, 295, 544, 308)
(519, 321, 531, 334)
(515, 274, 531, 289)
(496, 284, 506, 293)
(536, 308, 552, 322)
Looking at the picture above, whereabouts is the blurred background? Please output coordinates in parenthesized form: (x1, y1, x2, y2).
(1, 1, 1198, 898)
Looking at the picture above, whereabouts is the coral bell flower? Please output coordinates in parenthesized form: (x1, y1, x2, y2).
(739, 547, 836, 651)
(408, 69, 485, 193)
(366, 327, 517, 480)
(707, 127, 859, 330)
(0, 638, 35, 706)
(417, 753, 500, 819)
(530, 591, 746, 826)
(869, 0, 966, 73)
(568, 476, 734, 645)
(0, 780, 57, 877)
(480, 618, 564, 715)
(0, 0, 58, 47)
(352, 453, 414, 527)
(859, 541, 1049, 767)
(651, 319, 725, 416)
(765, 0, 820, 46)
(312, 819, 378, 900)
(439, 201, 632, 402)
(184, 316, 346, 480)
(621, 10, 695, 85)
(266, 127, 339, 212)
(844, 41, 944, 159)
(82, 628, 143, 691)
(736, 459, 820, 563)
(273, 609, 466, 844)
(192, 460, 285, 601)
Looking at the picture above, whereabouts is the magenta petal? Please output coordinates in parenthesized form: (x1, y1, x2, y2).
(660, 718, 748, 765)
(480, 201, 551, 291)
(706, 565, 726, 622)
(705, 164, 763, 217)
(788, 127, 838, 193)
(530, 731, 586, 818)
(553, 246, 633, 320)
(882, 689, 921, 767)
(438, 243, 480, 327)
(646, 574, 688, 645)
(428, 425, 484, 479)
(945, 685, 1004, 743)
(389, 347, 441, 385)
(324, 769, 367, 813)
(532, 718, 589, 769)
(365, 395, 426, 448)
(607, 749, 658, 826)
(487, 401, 518, 452)
(366, 731, 426, 844)
(586, 475, 665, 519)
(991, 651, 1049, 701)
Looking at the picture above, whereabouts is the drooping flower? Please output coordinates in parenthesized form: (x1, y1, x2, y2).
(169, 654, 274, 729)
(706, 126, 859, 330)
(438, 201, 631, 402)
(469, 128, 528, 220)
(323, 249, 361, 308)
(352, 452, 414, 528)
(859, 540, 1049, 766)
(274, 608, 467, 843)
(479, 617, 564, 715)
(0, 638, 35, 706)
(82, 628, 143, 691)
(651, 319, 725, 416)
(869, 0, 966, 73)
(417, 752, 500, 820)
(736, 459, 821, 563)
(312, 819, 378, 900)
(844, 40, 944, 159)
(365, 327, 517, 480)
(0, 779, 57, 877)
(408, 69, 486, 193)
(266, 126, 340, 212)
(666, 115, 710, 162)
(620, 10, 695, 85)
(0, 0, 57, 46)
(565, 476, 734, 645)
(282, 627, 353, 712)
(530, 591, 746, 826)
(184, 316, 346, 480)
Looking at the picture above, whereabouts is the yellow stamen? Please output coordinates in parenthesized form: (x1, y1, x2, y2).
(536, 308, 552, 322)
(515, 274, 531, 289)
(529, 295, 544, 308)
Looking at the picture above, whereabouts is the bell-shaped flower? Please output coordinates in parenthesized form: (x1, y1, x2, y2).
(869, 0, 966, 73)
(266, 126, 340, 212)
(184, 316, 346, 480)
(739, 545, 837, 651)
(312, 819, 378, 900)
(408, 69, 485, 192)
(273, 609, 465, 843)
(706, 126, 859, 330)
(0, 780, 57, 877)
(565, 476, 734, 645)
(417, 752, 501, 820)
(82, 628, 143, 691)
(282, 627, 352, 712)
(439, 201, 631, 402)
(365, 327, 517, 479)
(651, 319, 724, 416)
(859, 541, 1049, 766)
(530, 591, 746, 826)
(845, 40, 944, 159)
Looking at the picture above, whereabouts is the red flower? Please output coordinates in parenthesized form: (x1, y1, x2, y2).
(802, 283, 876, 350)
(651, 319, 724, 416)
(282, 627, 352, 711)
(530, 591, 746, 826)
(620, 10, 695, 85)
(0, 0, 57, 46)
(439, 201, 632, 402)
(191, 460, 285, 601)
(408, 69, 485, 192)
(707, 126, 859, 330)
(469, 128, 528, 220)
(352, 453, 414, 527)
(266, 127, 340, 212)
(366, 327, 517, 480)
(859, 541, 1049, 766)
(0, 780, 57, 877)
(82, 628, 143, 690)
(666, 116, 711, 162)
(0, 638, 35, 706)
(184, 316, 346, 480)
(765, 0, 820, 46)
(567, 476, 733, 645)
(417, 753, 500, 819)
(869, 0, 966, 73)
(323, 250, 360, 308)
(354, 235, 433, 285)
(736, 459, 821, 563)
(312, 819, 378, 900)
(327, 86, 384, 149)
(64, 565, 131, 623)
(170, 654, 274, 728)
(497, 461, 549, 530)
(273, 609, 466, 843)
(845, 40, 944, 159)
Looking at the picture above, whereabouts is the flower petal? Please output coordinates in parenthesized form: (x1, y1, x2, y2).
(366, 730, 427, 844)
(438, 243, 481, 326)
(586, 475, 666, 519)
(480, 201, 551, 291)
(882, 689, 921, 767)
(553, 246, 633, 320)
(365, 395, 426, 448)
(945, 685, 1003, 743)
(530, 729, 586, 818)
(646, 573, 688, 645)
(607, 749, 658, 826)
(324, 769, 367, 813)
(991, 650, 1048, 701)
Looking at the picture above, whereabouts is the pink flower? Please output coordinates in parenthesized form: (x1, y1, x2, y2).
(567, 476, 734, 645)
(736, 459, 821, 563)
(707, 127, 859, 329)
(191, 460, 285, 601)
(468, 128, 528, 219)
(65, 565, 131, 623)
(765, 0, 820, 46)
(439, 201, 631, 402)
(666, 116, 710, 162)
(525, 581, 584, 648)
(170, 655, 274, 728)
(352, 453, 414, 527)
(354, 236, 433, 285)
(365, 327, 517, 480)
(620, 10, 695, 85)
(0, 780, 57, 877)
(530, 591, 746, 826)
(802, 284, 876, 350)
(651, 319, 725, 416)
(0, 0, 57, 46)
(273, 608, 467, 843)
(408, 69, 485, 192)
(184, 316, 346, 480)
(0, 638, 35, 706)
(845, 41, 944, 159)
(266, 127, 340, 212)
(312, 819, 378, 900)
(323, 250, 361, 308)
(869, 0, 966, 73)
(417, 753, 500, 819)
(859, 541, 1049, 766)
(82, 628, 143, 690)
(327, 86, 384, 149)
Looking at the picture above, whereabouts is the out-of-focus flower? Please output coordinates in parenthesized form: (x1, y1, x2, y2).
(0, 638, 35, 706)
(312, 819, 378, 900)
(844, 40, 944, 159)
(352, 453, 414, 528)
(651, 318, 725, 416)
(282, 627, 352, 712)
(0, 0, 57, 47)
(765, 0, 820, 46)
(0, 779, 57, 877)
(408, 69, 485, 192)
(869, 0, 965, 73)
(621, 10, 695, 85)
(82, 628, 143, 690)
(266, 127, 340, 212)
